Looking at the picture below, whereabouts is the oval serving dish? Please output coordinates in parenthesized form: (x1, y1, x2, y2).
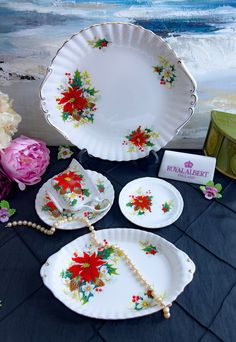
(41, 228, 195, 319)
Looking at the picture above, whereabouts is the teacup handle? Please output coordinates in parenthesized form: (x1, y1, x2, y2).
(80, 199, 111, 214)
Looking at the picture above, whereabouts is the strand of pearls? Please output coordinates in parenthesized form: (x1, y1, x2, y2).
(80, 216, 171, 319)
(6, 215, 171, 318)
(6, 220, 56, 235)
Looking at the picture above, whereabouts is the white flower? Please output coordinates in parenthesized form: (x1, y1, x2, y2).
(81, 283, 94, 296)
(136, 297, 153, 310)
(0, 91, 22, 150)
(99, 265, 108, 276)
(0, 111, 21, 150)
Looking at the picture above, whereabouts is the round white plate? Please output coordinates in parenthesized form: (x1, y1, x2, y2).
(41, 228, 195, 320)
(119, 177, 183, 228)
(35, 170, 114, 230)
(40, 22, 197, 161)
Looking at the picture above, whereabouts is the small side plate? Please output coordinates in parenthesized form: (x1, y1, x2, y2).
(119, 177, 183, 228)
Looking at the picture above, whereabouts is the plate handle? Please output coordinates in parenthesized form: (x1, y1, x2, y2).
(176, 92, 198, 134)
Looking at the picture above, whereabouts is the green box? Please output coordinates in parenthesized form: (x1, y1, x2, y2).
(204, 110, 236, 179)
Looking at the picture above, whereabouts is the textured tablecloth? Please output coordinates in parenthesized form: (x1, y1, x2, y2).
(0, 148, 235, 342)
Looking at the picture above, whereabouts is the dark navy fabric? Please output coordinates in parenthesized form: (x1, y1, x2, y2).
(0, 148, 235, 342)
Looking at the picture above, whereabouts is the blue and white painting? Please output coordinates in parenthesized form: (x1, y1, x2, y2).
(0, 0, 236, 146)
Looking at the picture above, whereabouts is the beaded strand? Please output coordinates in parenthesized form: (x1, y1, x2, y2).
(6, 215, 171, 318)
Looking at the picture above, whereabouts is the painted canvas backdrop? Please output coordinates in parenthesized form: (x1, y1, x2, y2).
(0, 0, 236, 148)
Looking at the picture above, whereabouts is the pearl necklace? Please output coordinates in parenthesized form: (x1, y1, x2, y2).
(6, 215, 171, 319)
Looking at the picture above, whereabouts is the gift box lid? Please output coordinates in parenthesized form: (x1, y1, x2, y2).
(211, 110, 236, 143)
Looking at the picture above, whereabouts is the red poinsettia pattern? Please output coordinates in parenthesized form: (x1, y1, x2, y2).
(56, 69, 98, 125)
(68, 252, 106, 283)
(58, 86, 87, 115)
(123, 126, 160, 153)
(127, 190, 153, 215)
(61, 243, 119, 304)
(53, 171, 83, 193)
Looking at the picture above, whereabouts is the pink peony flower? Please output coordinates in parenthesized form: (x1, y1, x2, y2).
(0, 135, 50, 190)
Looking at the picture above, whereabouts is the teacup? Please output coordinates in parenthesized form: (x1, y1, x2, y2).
(47, 159, 110, 213)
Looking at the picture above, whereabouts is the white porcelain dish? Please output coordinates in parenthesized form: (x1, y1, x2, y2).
(40, 22, 197, 161)
(119, 177, 183, 228)
(41, 228, 195, 319)
(35, 170, 114, 229)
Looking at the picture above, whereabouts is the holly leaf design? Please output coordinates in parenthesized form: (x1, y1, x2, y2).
(42, 205, 50, 212)
(72, 69, 82, 89)
(60, 270, 72, 279)
(62, 112, 69, 121)
(146, 141, 154, 147)
(99, 247, 114, 260)
(84, 88, 97, 96)
(70, 199, 77, 206)
(126, 202, 132, 208)
(83, 189, 90, 198)
(0, 200, 9, 209)
(106, 263, 118, 276)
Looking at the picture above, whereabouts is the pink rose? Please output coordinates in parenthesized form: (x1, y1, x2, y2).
(0, 135, 50, 190)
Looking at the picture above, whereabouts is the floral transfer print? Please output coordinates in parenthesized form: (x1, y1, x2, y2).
(131, 291, 165, 310)
(61, 241, 119, 304)
(140, 241, 159, 255)
(161, 200, 174, 213)
(87, 37, 111, 49)
(153, 56, 176, 87)
(53, 170, 90, 207)
(126, 188, 153, 215)
(96, 179, 105, 193)
(42, 193, 61, 218)
(42, 192, 76, 219)
(56, 70, 99, 126)
(123, 126, 160, 153)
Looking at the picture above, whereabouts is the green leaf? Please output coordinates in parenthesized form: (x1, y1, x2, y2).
(8, 209, 16, 216)
(84, 87, 97, 96)
(60, 270, 72, 279)
(215, 183, 222, 192)
(83, 189, 90, 197)
(62, 112, 69, 121)
(106, 263, 118, 276)
(146, 141, 154, 147)
(199, 186, 205, 191)
(70, 199, 77, 206)
(206, 180, 214, 187)
(72, 69, 82, 88)
(100, 247, 114, 260)
(42, 205, 50, 212)
(216, 193, 222, 199)
(0, 200, 9, 209)
(126, 202, 132, 207)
